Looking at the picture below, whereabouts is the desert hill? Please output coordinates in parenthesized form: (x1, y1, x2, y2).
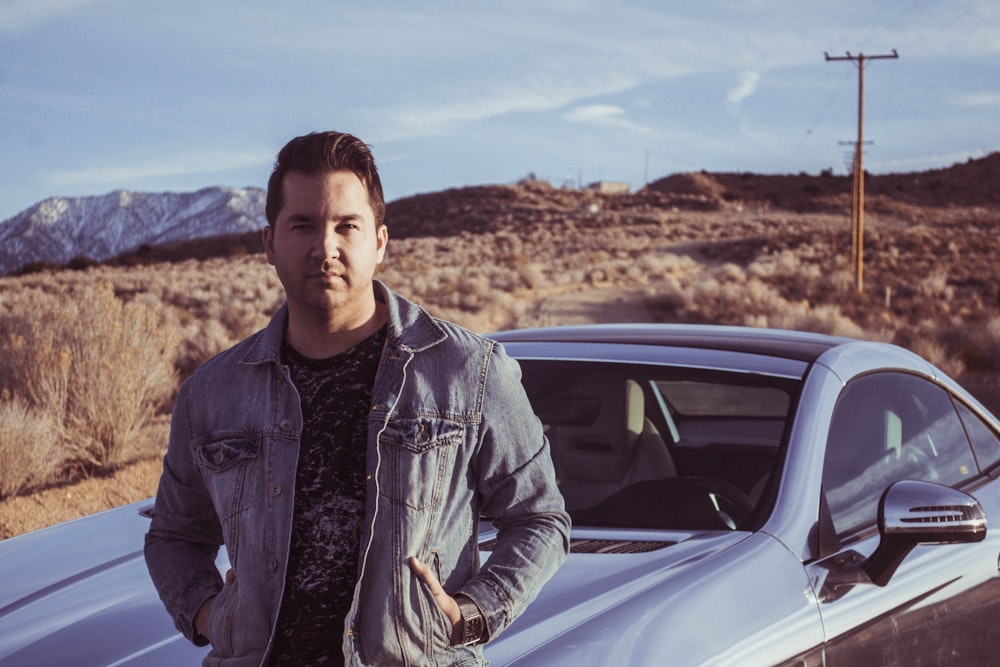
(649, 152, 1000, 214)
(94, 152, 1000, 270)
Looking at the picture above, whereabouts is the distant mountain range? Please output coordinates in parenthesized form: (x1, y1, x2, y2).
(0, 186, 266, 274)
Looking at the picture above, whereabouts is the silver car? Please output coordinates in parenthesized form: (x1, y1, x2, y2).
(2, 324, 999, 665)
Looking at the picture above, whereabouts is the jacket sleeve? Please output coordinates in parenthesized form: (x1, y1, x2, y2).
(143, 380, 225, 645)
(458, 343, 571, 641)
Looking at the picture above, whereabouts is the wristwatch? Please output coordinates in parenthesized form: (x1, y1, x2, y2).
(454, 594, 485, 646)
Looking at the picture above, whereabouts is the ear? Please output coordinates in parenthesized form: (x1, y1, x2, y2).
(262, 226, 276, 265)
(375, 224, 388, 264)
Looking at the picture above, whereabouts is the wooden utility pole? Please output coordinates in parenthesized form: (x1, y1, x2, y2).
(824, 49, 898, 293)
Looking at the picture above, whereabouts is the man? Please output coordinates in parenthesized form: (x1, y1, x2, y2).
(144, 131, 570, 666)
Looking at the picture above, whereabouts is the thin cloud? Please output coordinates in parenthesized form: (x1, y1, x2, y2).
(562, 104, 653, 134)
(378, 66, 641, 140)
(727, 71, 761, 108)
(563, 105, 626, 123)
(954, 92, 1000, 108)
(0, 0, 115, 33)
(42, 148, 271, 190)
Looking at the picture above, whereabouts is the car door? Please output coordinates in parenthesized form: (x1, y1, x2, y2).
(806, 371, 1000, 665)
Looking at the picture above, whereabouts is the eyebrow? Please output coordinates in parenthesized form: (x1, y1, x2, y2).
(285, 211, 364, 223)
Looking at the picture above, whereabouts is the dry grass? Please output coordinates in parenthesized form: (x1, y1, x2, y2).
(0, 179, 997, 534)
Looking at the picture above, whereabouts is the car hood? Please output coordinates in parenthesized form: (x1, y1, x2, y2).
(0, 500, 209, 666)
(0, 503, 751, 666)
(482, 529, 751, 665)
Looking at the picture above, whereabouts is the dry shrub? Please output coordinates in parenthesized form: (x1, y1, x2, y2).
(824, 269, 856, 295)
(941, 316, 1000, 375)
(988, 317, 1000, 343)
(646, 261, 869, 339)
(0, 290, 73, 413)
(909, 335, 966, 379)
(0, 283, 178, 469)
(755, 304, 867, 339)
(174, 317, 239, 379)
(0, 398, 66, 498)
(747, 250, 801, 279)
(916, 270, 954, 299)
(513, 258, 544, 290)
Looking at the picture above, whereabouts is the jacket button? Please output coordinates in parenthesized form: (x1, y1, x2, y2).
(280, 419, 292, 431)
(268, 558, 278, 572)
(269, 483, 281, 496)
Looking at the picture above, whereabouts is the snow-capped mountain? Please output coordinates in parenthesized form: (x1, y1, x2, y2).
(0, 186, 267, 274)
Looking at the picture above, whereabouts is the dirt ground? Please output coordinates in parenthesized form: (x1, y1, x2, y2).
(0, 457, 163, 540)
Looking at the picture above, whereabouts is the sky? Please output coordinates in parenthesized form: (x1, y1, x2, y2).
(1, 0, 998, 221)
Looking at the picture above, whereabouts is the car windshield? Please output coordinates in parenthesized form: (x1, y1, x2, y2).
(517, 359, 800, 532)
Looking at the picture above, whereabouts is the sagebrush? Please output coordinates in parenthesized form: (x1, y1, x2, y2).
(0, 283, 177, 493)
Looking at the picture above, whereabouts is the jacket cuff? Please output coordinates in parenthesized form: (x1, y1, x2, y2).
(181, 585, 222, 646)
(455, 580, 510, 643)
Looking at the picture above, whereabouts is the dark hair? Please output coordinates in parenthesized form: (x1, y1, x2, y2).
(265, 131, 385, 227)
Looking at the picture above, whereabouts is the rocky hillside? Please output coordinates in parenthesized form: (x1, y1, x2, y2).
(382, 152, 1000, 240)
(648, 152, 1000, 215)
(0, 186, 265, 274)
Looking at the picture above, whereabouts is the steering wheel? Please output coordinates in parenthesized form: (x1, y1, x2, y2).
(901, 438, 939, 482)
(684, 476, 756, 529)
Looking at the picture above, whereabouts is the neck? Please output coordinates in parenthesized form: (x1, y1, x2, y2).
(285, 300, 386, 359)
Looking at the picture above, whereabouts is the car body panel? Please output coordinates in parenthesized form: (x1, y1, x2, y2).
(496, 338, 811, 380)
(805, 478, 1000, 665)
(488, 531, 824, 666)
(0, 501, 211, 666)
(3, 323, 999, 666)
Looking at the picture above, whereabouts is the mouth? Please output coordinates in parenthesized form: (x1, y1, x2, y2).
(310, 268, 346, 285)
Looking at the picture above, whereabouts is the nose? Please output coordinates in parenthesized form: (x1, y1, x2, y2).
(314, 223, 341, 261)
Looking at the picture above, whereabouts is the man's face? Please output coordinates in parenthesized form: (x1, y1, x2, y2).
(263, 170, 387, 320)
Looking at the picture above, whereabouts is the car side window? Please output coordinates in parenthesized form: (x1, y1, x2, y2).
(822, 372, 979, 537)
(955, 400, 1000, 471)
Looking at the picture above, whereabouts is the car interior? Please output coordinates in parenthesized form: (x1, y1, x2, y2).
(520, 360, 798, 532)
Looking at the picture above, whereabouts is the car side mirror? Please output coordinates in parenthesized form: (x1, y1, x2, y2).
(863, 480, 987, 586)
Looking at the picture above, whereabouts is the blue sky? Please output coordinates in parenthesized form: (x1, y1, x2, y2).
(1, 0, 998, 221)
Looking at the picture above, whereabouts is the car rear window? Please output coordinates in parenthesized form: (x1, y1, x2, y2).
(656, 380, 790, 418)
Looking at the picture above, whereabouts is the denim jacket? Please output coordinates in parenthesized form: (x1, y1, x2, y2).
(144, 281, 570, 667)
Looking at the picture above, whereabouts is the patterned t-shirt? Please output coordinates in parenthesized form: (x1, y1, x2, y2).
(268, 327, 385, 667)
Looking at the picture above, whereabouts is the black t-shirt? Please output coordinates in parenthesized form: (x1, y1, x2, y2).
(268, 328, 385, 667)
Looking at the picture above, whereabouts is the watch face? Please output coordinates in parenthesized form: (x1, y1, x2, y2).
(464, 616, 484, 644)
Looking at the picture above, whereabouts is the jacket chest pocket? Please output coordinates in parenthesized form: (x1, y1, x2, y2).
(195, 436, 261, 522)
(378, 418, 464, 510)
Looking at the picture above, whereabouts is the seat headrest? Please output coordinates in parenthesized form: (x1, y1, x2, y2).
(555, 378, 646, 482)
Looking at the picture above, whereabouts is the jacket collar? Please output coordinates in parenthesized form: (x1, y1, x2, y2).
(376, 280, 448, 354)
(240, 280, 447, 366)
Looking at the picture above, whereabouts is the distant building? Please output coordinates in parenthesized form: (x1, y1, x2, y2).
(586, 180, 630, 194)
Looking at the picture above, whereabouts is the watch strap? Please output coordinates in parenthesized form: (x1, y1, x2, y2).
(454, 594, 485, 646)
